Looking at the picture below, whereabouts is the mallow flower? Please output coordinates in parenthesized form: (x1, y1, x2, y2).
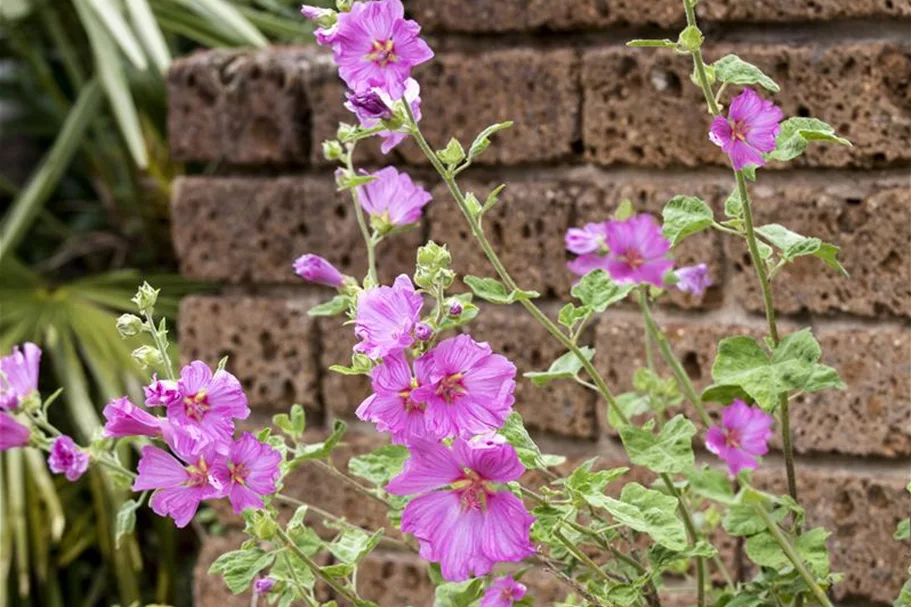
(481, 577, 528, 607)
(144, 375, 180, 408)
(166, 361, 250, 445)
(565, 221, 611, 277)
(293, 254, 345, 287)
(325, 0, 433, 98)
(0, 342, 41, 410)
(675, 263, 712, 296)
(603, 214, 674, 287)
(356, 352, 441, 444)
(410, 335, 517, 438)
(103, 396, 164, 438)
(705, 399, 774, 476)
(354, 275, 424, 359)
(211, 432, 282, 513)
(133, 427, 222, 528)
(300, 5, 338, 45)
(48, 435, 90, 481)
(387, 438, 535, 581)
(709, 87, 784, 171)
(357, 166, 432, 230)
(0, 413, 30, 451)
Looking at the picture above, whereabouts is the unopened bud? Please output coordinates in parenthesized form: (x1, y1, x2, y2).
(131, 346, 162, 369)
(415, 323, 433, 342)
(448, 301, 463, 317)
(322, 139, 343, 161)
(116, 314, 143, 337)
(131, 282, 159, 316)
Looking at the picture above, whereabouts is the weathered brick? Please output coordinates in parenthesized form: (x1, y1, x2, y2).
(171, 176, 420, 284)
(406, 0, 910, 32)
(319, 315, 372, 420)
(179, 295, 322, 414)
(583, 43, 911, 169)
(753, 466, 911, 603)
(594, 318, 911, 457)
(727, 177, 911, 319)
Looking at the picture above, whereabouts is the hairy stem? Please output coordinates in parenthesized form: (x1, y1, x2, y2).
(345, 142, 377, 284)
(276, 526, 362, 606)
(661, 473, 705, 607)
(754, 506, 833, 607)
(311, 459, 391, 508)
(403, 105, 629, 427)
(638, 289, 712, 427)
(536, 553, 608, 607)
(552, 528, 619, 584)
(145, 313, 176, 381)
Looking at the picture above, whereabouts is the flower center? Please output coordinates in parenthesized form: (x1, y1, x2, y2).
(452, 471, 492, 513)
(183, 390, 210, 422)
(436, 373, 465, 404)
(367, 39, 398, 67)
(622, 248, 645, 269)
(185, 456, 211, 488)
(724, 428, 742, 449)
(229, 462, 249, 486)
(399, 388, 426, 413)
(730, 119, 749, 142)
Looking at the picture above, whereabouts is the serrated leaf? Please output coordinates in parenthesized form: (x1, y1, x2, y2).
(609, 392, 651, 428)
(745, 527, 830, 577)
(708, 329, 823, 410)
(802, 364, 845, 392)
(571, 270, 635, 313)
(501, 412, 565, 470)
(433, 578, 485, 607)
(463, 275, 538, 305)
(723, 504, 786, 537)
(436, 137, 466, 167)
(348, 445, 409, 486)
(756, 224, 847, 275)
(662, 196, 714, 246)
(524, 347, 595, 386)
(309, 295, 351, 317)
(724, 188, 743, 219)
(292, 420, 346, 462)
(619, 415, 696, 474)
(894, 518, 910, 541)
(557, 302, 592, 331)
(712, 54, 780, 92)
(768, 117, 852, 163)
(327, 528, 384, 564)
(566, 458, 627, 508)
(482, 184, 506, 214)
(468, 122, 513, 159)
(600, 483, 687, 550)
(686, 465, 736, 504)
(209, 548, 275, 594)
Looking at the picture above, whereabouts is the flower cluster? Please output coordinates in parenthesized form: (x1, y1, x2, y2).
(106, 361, 281, 527)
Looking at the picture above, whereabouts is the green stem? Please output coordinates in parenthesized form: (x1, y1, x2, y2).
(275, 527, 362, 606)
(754, 506, 833, 607)
(403, 105, 629, 427)
(312, 460, 390, 508)
(552, 528, 617, 584)
(536, 553, 608, 607)
(639, 289, 712, 428)
(681, 1, 719, 117)
(661, 474, 705, 607)
(145, 313, 176, 381)
(345, 143, 377, 284)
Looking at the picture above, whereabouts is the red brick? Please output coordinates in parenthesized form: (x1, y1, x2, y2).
(170, 176, 420, 285)
(583, 43, 910, 169)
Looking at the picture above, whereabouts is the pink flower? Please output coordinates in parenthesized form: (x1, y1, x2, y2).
(481, 577, 528, 607)
(411, 335, 517, 438)
(300, 5, 337, 45)
(144, 375, 180, 408)
(386, 438, 535, 581)
(565, 222, 609, 255)
(357, 166, 431, 228)
(345, 89, 393, 122)
(603, 214, 674, 287)
(709, 88, 783, 171)
(211, 433, 282, 513)
(133, 428, 221, 528)
(705, 399, 774, 476)
(293, 254, 344, 287)
(0, 413, 30, 451)
(254, 578, 275, 594)
(675, 263, 712, 296)
(166, 361, 250, 445)
(103, 396, 163, 438)
(0, 342, 41, 410)
(356, 352, 442, 444)
(328, 0, 433, 98)
(48, 435, 90, 482)
(354, 274, 424, 359)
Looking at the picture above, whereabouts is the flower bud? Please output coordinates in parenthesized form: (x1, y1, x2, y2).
(322, 139, 344, 161)
(448, 301, 463, 317)
(131, 282, 159, 316)
(335, 0, 353, 12)
(254, 578, 275, 595)
(414, 241, 453, 289)
(293, 254, 344, 288)
(345, 90, 392, 121)
(116, 314, 143, 337)
(131, 346, 163, 369)
(415, 323, 433, 342)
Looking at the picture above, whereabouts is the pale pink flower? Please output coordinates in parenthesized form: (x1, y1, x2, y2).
(709, 87, 783, 171)
(481, 577, 527, 607)
(211, 433, 282, 513)
(603, 214, 674, 287)
(705, 399, 774, 476)
(354, 275, 424, 359)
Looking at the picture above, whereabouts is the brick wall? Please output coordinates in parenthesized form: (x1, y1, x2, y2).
(167, 2, 911, 604)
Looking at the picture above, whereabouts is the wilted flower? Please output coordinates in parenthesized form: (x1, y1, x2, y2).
(709, 87, 783, 171)
(48, 435, 90, 481)
(705, 399, 774, 476)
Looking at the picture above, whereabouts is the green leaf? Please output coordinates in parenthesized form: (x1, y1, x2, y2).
(723, 504, 786, 537)
(463, 275, 538, 305)
(745, 527, 830, 577)
(524, 347, 595, 386)
(708, 329, 822, 410)
(677, 25, 703, 52)
(756, 224, 847, 275)
(895, 518, 910, 541)
(209, 548, 276, 594)
(437, 294, 478, 332)
(662, 196, 714, 246)
(185, 0, 268, 47)
(557, 303, 592, 332)
(115, 498, 142, 548)
(895, 578, 911, 607)
(348, 445, 409, 486)
(802, 364, 845, 392)
(327, 528, 384, 564)
(724, 188, 743, 219)
(292, 420, 346, 462)
(619, 415, 696, 474)
(768, 117, 851, 162)
(437, 138, 466, 167)
(648, 540, 718, 570)
(309, 295, 351, 317)
(712, 54, 780, 92)
(626, 38, 676, 48)
(600, 483, 687, 550)
(686, 465, 736, 504)
(468, 122, 513, 159)
(566, 458, 627, 508)
(126, 0, 171, 74)
(613, 199, 635, 220)
(571, 270, 635, 313)
(433, 578, 485, 607)
(608, 392, 651, 428)
(481, 184, 506, 214)
(501, 412, 566, 470)
(84, 0, 148, 70)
